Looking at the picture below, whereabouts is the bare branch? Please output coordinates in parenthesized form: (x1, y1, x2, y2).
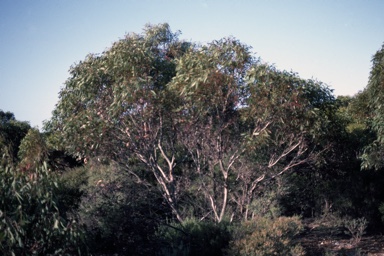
(252, 121, 271, 136)
(249, 173, 266, 195)
(158, 141, 175, 181)
(268, 136, 304, 168)
(208, 194, 220, 222)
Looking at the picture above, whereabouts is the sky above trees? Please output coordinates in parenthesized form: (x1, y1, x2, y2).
(0, 0, 383, 127)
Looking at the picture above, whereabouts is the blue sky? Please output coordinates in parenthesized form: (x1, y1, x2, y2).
(0, 0, 383, 128)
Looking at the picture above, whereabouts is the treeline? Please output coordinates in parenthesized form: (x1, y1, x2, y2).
(1, 23, 384, 255)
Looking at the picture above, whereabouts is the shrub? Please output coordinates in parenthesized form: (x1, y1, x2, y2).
(76, 161, 164, 255)
(155, 218, 231, 256)
(248, 186, 283, 219)
(379, 202, 384, 223)
(57, 166, 88, 214)
(227, 216, 305, 256)
(342, 217, 368, 245)
(17, 128, 48, 171)
(0, 163, 86, 255)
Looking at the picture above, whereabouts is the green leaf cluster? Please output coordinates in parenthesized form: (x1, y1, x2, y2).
(0, 164, 86, 255)
(360, 43, 384, 169)
(0, 110, 30, 166)
(228, 216, 304, 256)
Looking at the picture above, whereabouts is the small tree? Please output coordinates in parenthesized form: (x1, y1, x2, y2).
(0, 110, 30, 166)
(18, 128, 48, 171)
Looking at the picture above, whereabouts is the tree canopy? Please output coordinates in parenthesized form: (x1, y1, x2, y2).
(0, 110, 30, 166)
(361, 43, 384, 169)
(47, 23, 336, 223)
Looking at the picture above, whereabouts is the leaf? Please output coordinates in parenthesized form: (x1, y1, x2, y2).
(53, 219, 59, 229)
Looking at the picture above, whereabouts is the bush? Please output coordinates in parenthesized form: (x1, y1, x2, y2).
(155, 218, 231, 256)
(76, 161, 164, 255)
(342, 217, 368, 245)
(379, 202, 384, 223)
(57, 166, 88, 214)
(0, 164, 86, 255)
(227, 216, 305, 256)
(248, 185, 284, 219)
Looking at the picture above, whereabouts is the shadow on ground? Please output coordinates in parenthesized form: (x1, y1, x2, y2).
(297, 219, 384, 255)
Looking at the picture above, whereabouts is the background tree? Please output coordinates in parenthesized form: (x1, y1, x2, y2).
(361, 43, 384, 170)
(280, 92, 384, 230)
(0, 110, 30, 166)
(18, 128, 49, 171)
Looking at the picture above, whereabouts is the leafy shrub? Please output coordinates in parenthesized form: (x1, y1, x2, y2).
(227, 216, 305, 256)
(57, 167, 88, 214)
(155, 218, 231, 256)
(76, 161, 164, 255)
(17, 128, 48, 171)
(248, 185, 284, 219)
(0, 163, 86, 255)
(342, 217, 368, 245)
(0, 111, 30, 167)
(379, 202, 384, 223)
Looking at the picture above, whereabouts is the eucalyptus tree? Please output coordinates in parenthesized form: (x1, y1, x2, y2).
(48, 23, 189, 222)
(361, 43, 384, 170)
(233, 66, 335, 221)
(48, 23, 335, 223)
(171, 48, 334, 222)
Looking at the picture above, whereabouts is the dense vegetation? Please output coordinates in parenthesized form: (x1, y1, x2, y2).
(1, 24, 384, 255)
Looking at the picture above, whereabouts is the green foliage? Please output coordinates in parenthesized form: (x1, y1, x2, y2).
(281, 154, 384, 226)
(57, 166, 88, 214)
(360, 43, 384, 169)
(247, 182, 285, 219)
(342, 217, 368, 245)
(18, 128, 49, 171)
(5, 23, 384, 254)
(76, 161, 164, 255)
(0, 164, 86, 255)
(155, 218, 231, 256)
(0, 110, 30, 166)
(46, 23, 183, 159)
(227, 216, 305, 256)
(245, 64, 335, 137)
(47, 23, 337, 223)
(279, 92, 384, 229)
(46, 23, 189, 222)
